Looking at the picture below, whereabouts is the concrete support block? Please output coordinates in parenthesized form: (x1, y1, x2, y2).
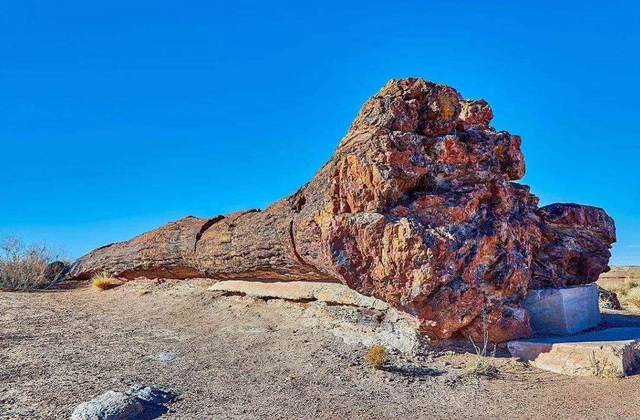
(522, 284, 600, 336)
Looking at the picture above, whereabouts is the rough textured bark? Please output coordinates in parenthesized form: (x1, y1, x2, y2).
(69, 78, 616, 341)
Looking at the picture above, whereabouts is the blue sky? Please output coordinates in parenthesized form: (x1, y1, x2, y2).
(1, 1, 638, 264)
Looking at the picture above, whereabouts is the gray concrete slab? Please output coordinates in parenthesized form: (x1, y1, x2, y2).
(522, 284, 600, 336)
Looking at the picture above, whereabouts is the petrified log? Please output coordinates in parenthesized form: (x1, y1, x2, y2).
(69, 78, 616, 341)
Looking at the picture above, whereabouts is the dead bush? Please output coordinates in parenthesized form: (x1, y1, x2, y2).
(365, 345, 388, 370)
(0, 236, 67, 291)
(467, 308, 499, 379)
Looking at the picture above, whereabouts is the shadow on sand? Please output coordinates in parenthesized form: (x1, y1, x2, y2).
(383, 364, 446, 378)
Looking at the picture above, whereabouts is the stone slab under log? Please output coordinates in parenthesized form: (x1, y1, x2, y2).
(209, 280, 424, 353)
(208, 280, 391, 310)
(508, 328, 640, 377)
(522, 284, 600, 336)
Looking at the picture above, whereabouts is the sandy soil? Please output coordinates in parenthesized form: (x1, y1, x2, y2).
(2, 279, 640, 420)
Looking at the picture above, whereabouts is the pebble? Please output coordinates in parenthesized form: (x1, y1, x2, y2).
(156, 352, 176, 362)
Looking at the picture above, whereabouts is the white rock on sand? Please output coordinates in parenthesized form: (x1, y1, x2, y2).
(71, 390, 143, 420)
(71, 385, 175, 420)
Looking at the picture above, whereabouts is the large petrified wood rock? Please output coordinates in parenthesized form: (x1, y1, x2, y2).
(69, 78, 616, 341)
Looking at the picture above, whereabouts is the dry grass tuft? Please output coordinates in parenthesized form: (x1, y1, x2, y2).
(467, 308, 499, 379)
(92, 272, 123, 291)
(0, 236, 66, 291)
(467, 358, 499, 379)
(365, 345, 388, 370)
(624, 287, 640, 309)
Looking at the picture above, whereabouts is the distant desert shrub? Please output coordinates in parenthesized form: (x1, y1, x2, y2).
(599, 278, 638, 296)
(624, 287, 640, 309)
(92, 272, 123, 291)
(365, 345, 388, 370)
(0, 236, 67, 291)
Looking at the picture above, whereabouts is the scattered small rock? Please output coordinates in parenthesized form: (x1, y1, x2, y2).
(156, 352, 176, 362)
(43, 260, 71, 283)
(129, 384, 175, 405)
(598, 286, 622, 310)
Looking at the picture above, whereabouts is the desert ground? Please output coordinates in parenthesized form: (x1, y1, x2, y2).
(3, 276, 640, 420)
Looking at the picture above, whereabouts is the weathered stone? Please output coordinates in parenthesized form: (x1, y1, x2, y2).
(208, 280, 390, 310)
(210, 280, 423, 352)
(303, 300, 424, 354)
(532, 204, 616, 288)
(522, 284, 601, 336)
(71, 390, 143, 420)
(128, 384, 175, 405)
(43, 260, 70, 282)
(69, 78, 616, 341)
(598, 285, 621, 310)
(71, 385, 175, 420)
(508, 328, 640, 377)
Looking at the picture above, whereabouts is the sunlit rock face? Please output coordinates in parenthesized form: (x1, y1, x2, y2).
(69, 78, 616, 342)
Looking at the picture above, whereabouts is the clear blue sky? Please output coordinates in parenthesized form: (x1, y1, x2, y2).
(1, 1, 638, 265)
